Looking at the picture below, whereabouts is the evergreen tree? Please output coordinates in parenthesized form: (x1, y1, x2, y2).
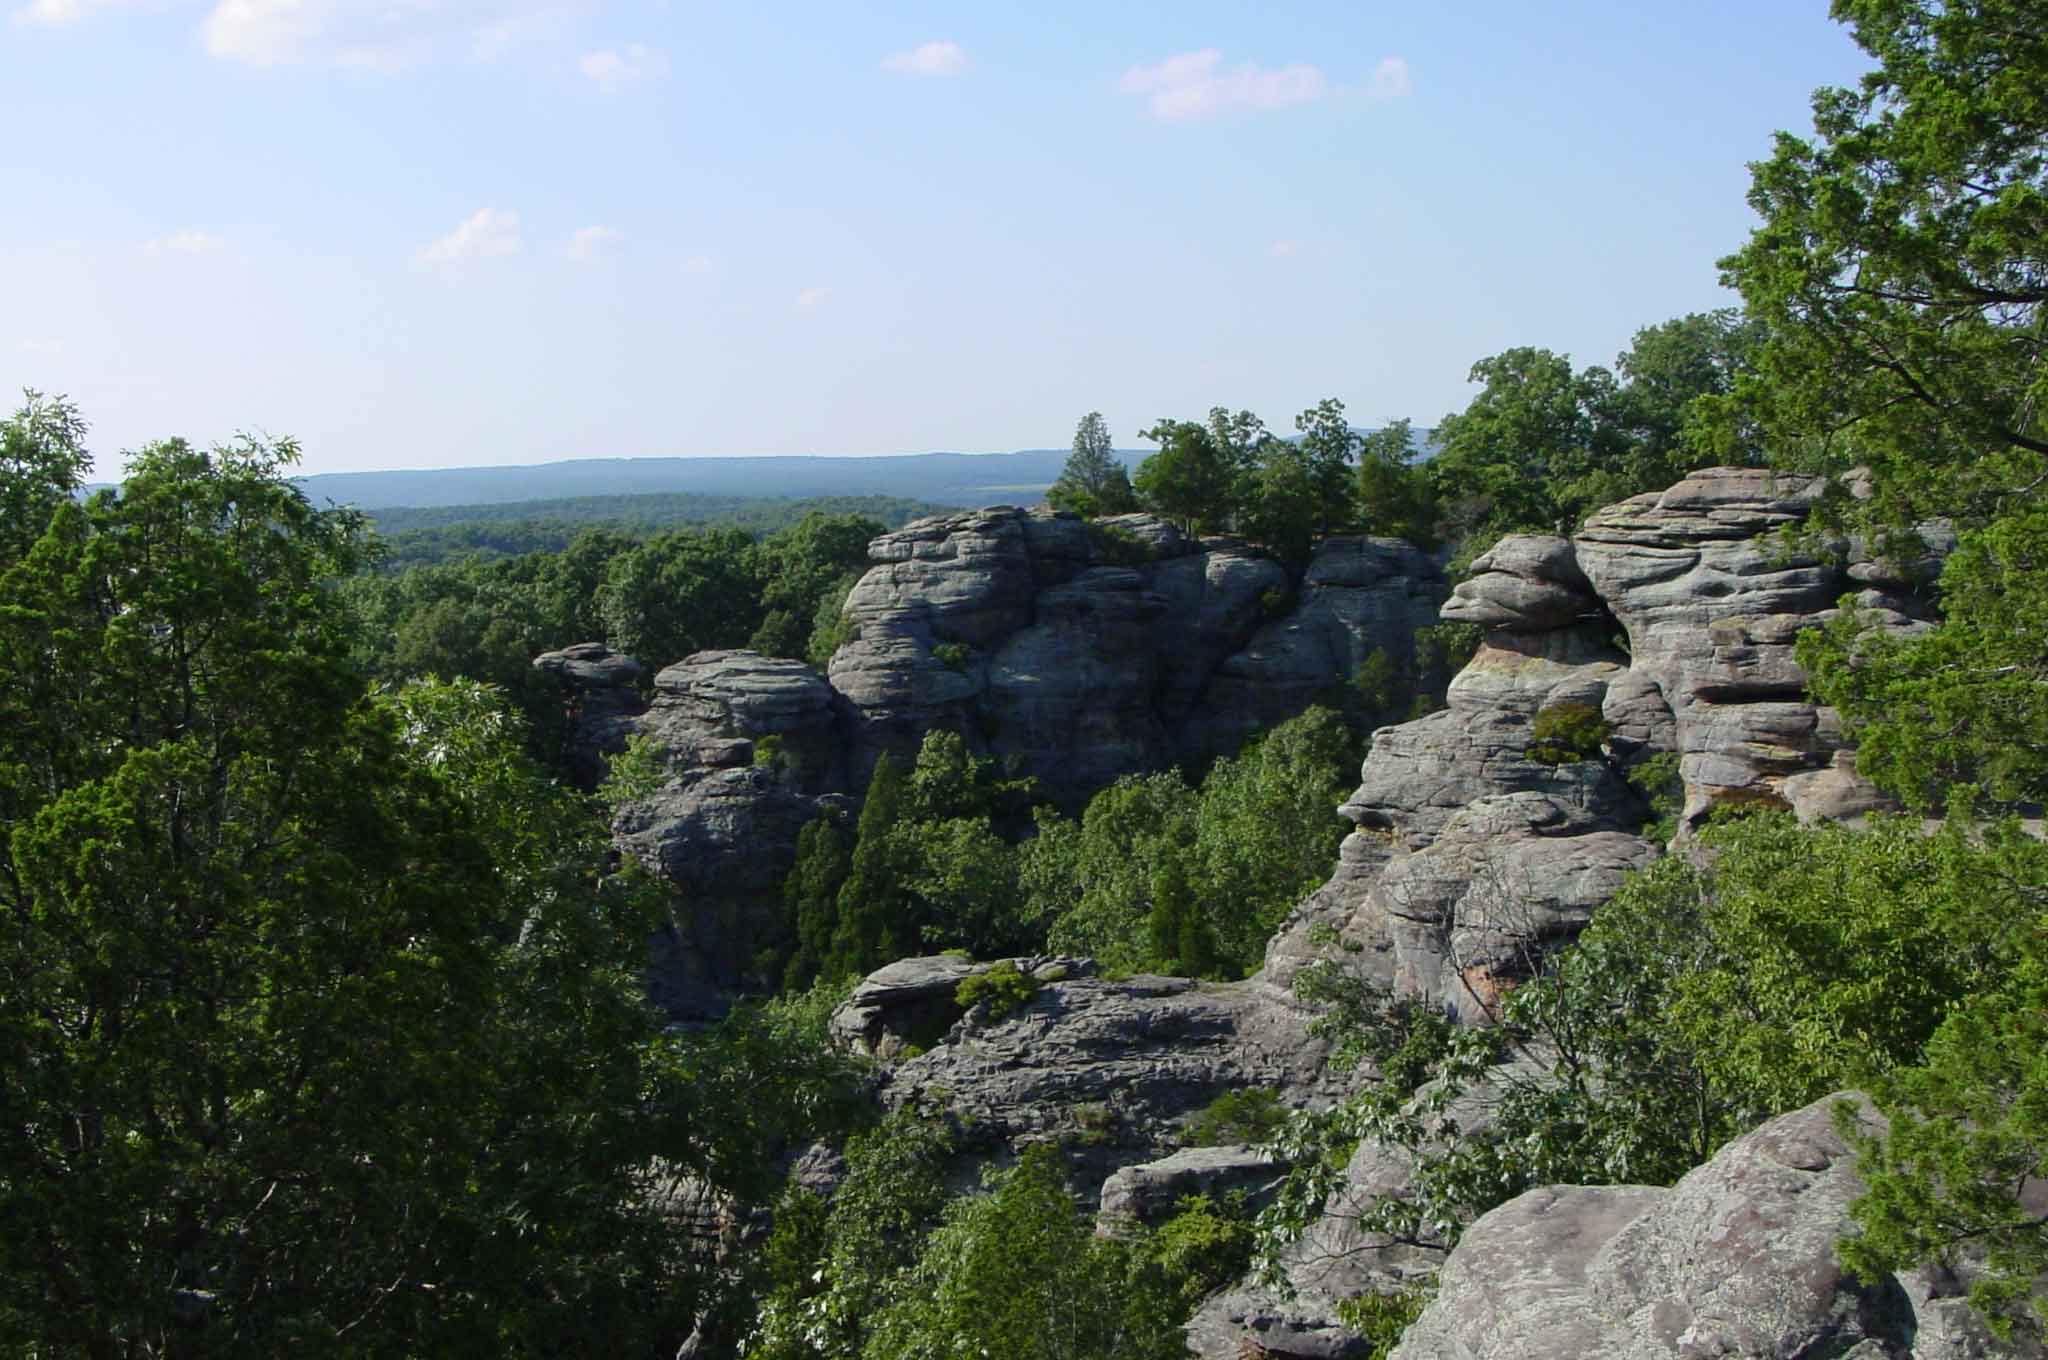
(783, 811, 853, 990)
(1047, 411, 1137, 517)
(828, 752, 914, 977)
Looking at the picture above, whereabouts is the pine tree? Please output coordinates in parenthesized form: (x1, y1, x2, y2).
(828, 752, 915, 978)
(784, 811, 853, 989)
(1047, 411, 1137, 517)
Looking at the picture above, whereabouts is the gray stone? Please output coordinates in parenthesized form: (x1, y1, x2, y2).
(1441, 534, 1600, 632)
(1388, 1094, 2045, 1360)
(532, 641, 649, 789)
(1098, 1145, 1285, 1228)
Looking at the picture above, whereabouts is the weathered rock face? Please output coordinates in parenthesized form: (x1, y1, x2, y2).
(828, 507, 1447, 806)
(638, 650, 846, 794)
(532, 642, 648, 789)
(1574, 466, 1936, 828)
(858, 969, 1345, 1195)
(1269, 466, 1946, 1023)
(1388, 1094, 2045, 1360)
(1098, 1145, 1284, 1229)
(827, 953, 1090, 1059)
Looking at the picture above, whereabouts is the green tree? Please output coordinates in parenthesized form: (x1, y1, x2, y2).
(862, 1145, 1187, 1360)
(752, 512, 885, 659)
(828, 753, 916, 977)
(1714, 0, 2048, 530)
(0, 437, 708, 1354)
(1048, 411, 1137, 517)
(784, 811, 855, 990)
(1295, 397, 1362, 535)
(597, 524, 767, 666)
(0, 390, 91, 568)
(1428, 346, 1625, 543)
(1355, 419, 1438, 546)
(1234, 437, 1320, 570)
(1133, 419, 1236, 536)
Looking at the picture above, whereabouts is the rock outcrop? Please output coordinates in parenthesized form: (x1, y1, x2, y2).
(828, 507, 1446, 806)
(591, 509, 1447, 1016)
(1388, 1093, 2044, 1360)
(532, 642, 648, 788)
(851, 968, 1345, 1195)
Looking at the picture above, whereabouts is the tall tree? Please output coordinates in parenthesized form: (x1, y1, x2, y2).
(1716, 0, 2048, 528)
(1355, 419, 1438, 546)
(1047, 411, 1137, 517)
(1294, 397, 1362, 534)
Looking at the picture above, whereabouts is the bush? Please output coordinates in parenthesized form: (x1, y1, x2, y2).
(932, 641, 971, 671)
(955, 960, 1037, 1023)
(1526, 700, 1609, 765)
(1184, 1087, 1287, 1147)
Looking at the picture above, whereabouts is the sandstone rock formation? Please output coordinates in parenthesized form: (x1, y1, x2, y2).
(532, 641, 648, 788)
(1388, 1093, 2044, 1360)
(849, 966, 1345, 1194)
(587, 508, 1447, 1017)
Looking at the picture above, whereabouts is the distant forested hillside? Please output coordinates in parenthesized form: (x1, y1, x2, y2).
(291, 448, 1149, 511)
(365, 493, 951, 570)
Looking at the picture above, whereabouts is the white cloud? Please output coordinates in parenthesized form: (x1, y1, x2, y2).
(1117, 49, 1408, 122)
(1118, 49, 1326, 121)
(11, 0, 121, 26)
(680, 254, 714, 275)
(201, 0, 323, 65)
(566, 225, 622, 261)
(417, 207, 521, 265)
(1368, 56, 1412, 101)
(1267, 238, 1302, 259)
(146, 230, 229, 256)
(795, 287, 830, 309)
(881, 39, 968, 76)
(579, 42, 666, 90)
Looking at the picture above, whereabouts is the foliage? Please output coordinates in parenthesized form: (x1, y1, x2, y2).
(746, 1111, 957, 1359)
(1257, 810, 2040, 1288)
(1713, 0, 2048, 531)
(1840, 906, 2048, 1342)
(955, 960, 1038, 1023)
(1035, 708, 1357, 978)
(1800, 505, 2048, 811)
(0, 389, 91, 568)
(1185, 1088, 1288, 1147)
(1627, 751, 1685, 841)
(1332, 1286, 1433, 1359)
(1525, 700, 1611, 765)
(364, 494, 933, 572)
(1144, 1194, 1256, 1305)
(1047, 411, 1138, 517)
(1355, 419, 1438, 547)
(861, 1144, 1189, 1360)
(785, 810, 855, 991)
(1133, 417, 1237, 535)
(807, 571, 865, 669)
(1411, 621, 1483, 715)
(0, 438, 722, 1354)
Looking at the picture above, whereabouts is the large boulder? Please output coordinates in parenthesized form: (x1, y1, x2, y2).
(639, 649, 845, 793)
(1389, 1094, 2045, 1360)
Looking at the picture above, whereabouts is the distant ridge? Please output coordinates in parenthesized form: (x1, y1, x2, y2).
(291, 449, 1149, 512)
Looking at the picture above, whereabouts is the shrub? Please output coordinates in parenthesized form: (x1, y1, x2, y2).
(1628, 750, 1684, 840)
(752, 732, 788, 772)
(1334, 1286, 1433, 1358)
(1185, 1087, 1287, 1147)
(1087, 521, 1152, 566)
(1526, 700, 1609, 765)
(955, 960, 1037, 1022)
(932, 641, 971, 671)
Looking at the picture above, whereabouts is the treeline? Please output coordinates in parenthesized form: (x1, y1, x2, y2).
(1048, 309, 1761, 571)
(363, 492, 948, 571)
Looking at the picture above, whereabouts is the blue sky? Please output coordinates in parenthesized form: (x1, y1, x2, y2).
(3, 2, 1873, 478)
